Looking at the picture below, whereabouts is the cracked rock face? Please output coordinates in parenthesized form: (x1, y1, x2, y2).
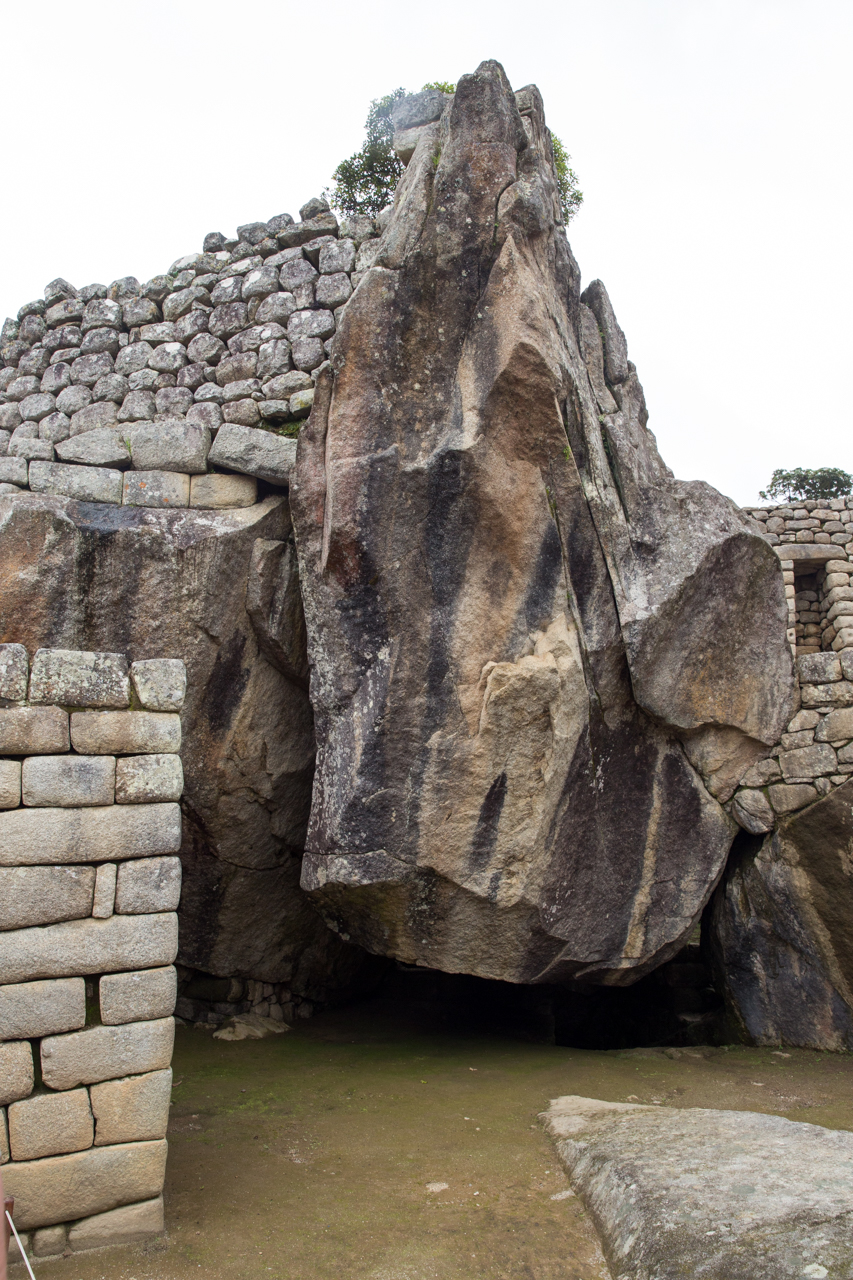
(291, 60, 795, 986)
(712, 779, 853, 1049)
(0, 492, 361, 991)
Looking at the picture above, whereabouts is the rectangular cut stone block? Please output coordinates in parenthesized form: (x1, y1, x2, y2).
(29, 460, 123, 504)
(0, 801, 181, 865)
(115, 753, 183, 803)
(71, 710, 181, 754)
(91, 1068, 172, 1144)
(768, 782, 818, 813)
(0, 644, 28, 700)
(92, 862, 117, 917)
(128, 420, 209, 474)
(0, 706, 69, 754)
(0, 977, 85, 1039)
(33, 1224, 67, 1257)
(208, 421, 296, 484)
(68, 1195, 164, 1250)
(0, 759, 21, 808)
(100, 967, 177, 1025)
(779, 743, 837, 780)
(21, 754, 116, 807)
(28, 648, 130, 708)
(130, 659, 186, 712)
(799, 682, 853, 709)
(0, 457, 28, 486)
(41, 1017, 174, 1090)
(3, 1140, 168, 1230)
(0, 1041, 33, 1105)
(115, 855, 182, 913)
(0, 912, 178, 983)
(774, 542, 839, 565)
(8, 1088, 93, 1160)
(816, 708, 853, 742)
(797, 652, 842, 683)
(0, 865, 95, 930)
(122, 470, 190, 508)
(189, 472, 257, 509)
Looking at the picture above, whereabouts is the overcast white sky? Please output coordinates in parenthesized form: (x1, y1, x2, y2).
(1, 0, 850, 506)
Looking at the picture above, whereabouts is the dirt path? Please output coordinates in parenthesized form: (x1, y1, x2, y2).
(28, 1000, 853, 1280)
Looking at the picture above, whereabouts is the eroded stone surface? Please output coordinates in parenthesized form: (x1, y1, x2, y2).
(544, 1095, 853, 1280)
(3, 1140, 168, 1230)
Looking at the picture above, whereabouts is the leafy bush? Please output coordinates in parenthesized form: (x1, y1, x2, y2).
(759, 467, 853, 502)
(327, 82, 583, 225)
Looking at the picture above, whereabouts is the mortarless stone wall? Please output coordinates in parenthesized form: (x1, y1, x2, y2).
(0, 645, 183, 1262)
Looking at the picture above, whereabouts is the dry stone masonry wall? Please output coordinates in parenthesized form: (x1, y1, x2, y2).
(0, 645, 184, 1263)
(0, 197, 380, 508)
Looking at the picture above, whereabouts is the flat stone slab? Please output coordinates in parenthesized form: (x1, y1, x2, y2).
(774, 542, 843, 566)
(543, 1096, 853, 1279)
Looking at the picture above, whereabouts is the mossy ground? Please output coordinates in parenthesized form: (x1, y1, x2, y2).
(30, 998, 853, 1280)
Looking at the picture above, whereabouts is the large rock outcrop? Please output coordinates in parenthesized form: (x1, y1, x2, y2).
(712, 780, 853, 1048)
(291, 60, 795, 986)
(0, 492, 364, 994)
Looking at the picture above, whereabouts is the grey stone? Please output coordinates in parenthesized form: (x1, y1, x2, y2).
(186, 332, 226, 364)
(68, 1195, 164, 1250)
(142, 277, 171, 304)
(115, 342, 154, 376)
(3, 1140, 168, 1231)
(221, 377, 261, 402)
(211, 276, 244, 306)
(255, 293, 297, 325)
(315, 273, 352, 309)
(55, 383, 92, 415)
(801, 682, 853, 708)
(29, 460, 123, 503)
(29, 647, 130, 708)
(257, 339, 292, 381)
(194, 382, 225, 403)
(259, 400, 290, 422)
(18, 347, 51, 377)
(209, 302, 249, 339)
(177, 362, 207, 391)
(290, 388, 314, 417)
(117, 388, 156, 421)
(0, 426, 11, 452)
(22, 754, 116, 806)
(128, 368, 159, 390)
(108, 278, 140, 302)
(8, 437, 53, 462)
(56, 427, 130, 468)
(290, 336, 325, 370)
(0, 977, 85, 1040)
(223, 398, 261, 426)
(35, 368, 68, 401)
(0, 705, 68, 755)
(279, 258, 318, 292)
(391, 88, 450, 133)
(393, 124, 432, 165)
(174, 311, 209, 345)
(8, 1089, 93, 1161)
(0, 759, 20, 808)
(209, 422, 296, 484)
(0, 1041, 33, 1105)
(122, 297, 160, 328)
(19, 392, 55, 422)
(242, 266, 279, 300)
(189, 472, 257, 508)
(768, 782, 819, 813)
(815, 707, 853, 741)
(80, 327, 121, 357)
(731, 787, 775, 833)
(355, 238, 383, 271)
(128, 419, 208, 474)
(148, 342, 187, 374)
(798, 652, 842, 683)
(0, 865, 95, 934)
(92, 372, 129, 403)
(298, 197, 331, 221)
(39, 411, 72, 443)
(41, 1017, 174, 1090)
(71, 352, 114, 387)
(71, 710, 181, 754)
(116, 753, 183, 803)
(91, 1070, 171, 1144)
(338, 215, 377, 248)
(0, 643, 28, 700)
(81, 299, 121, 331)
(5, 375, 40, 401)
(122, 469, 190, 508)
(186, 401, 222, 433)
(18, 315, 47, 346)
(0, 404, 21, 430)
(0, 801, 181, 867)
(216, 351, 258, 385)
(129, 659, 186, 712)
(99, 971, 177, 1027)
(544, 1095, 853, 1280)
(0, 912, 178, 985)
(162, 287, 210, 324)
(92, 861, 117, 917)
(319, 239, 356, 275)
(115, 855, 182, 914)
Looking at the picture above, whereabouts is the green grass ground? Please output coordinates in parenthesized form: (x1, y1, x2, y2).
(28, 998, 853, 1280)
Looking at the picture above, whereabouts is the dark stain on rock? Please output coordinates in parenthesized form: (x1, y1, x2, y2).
(470, 772, 508, 868)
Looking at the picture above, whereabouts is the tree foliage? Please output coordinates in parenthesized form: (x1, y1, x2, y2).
(327, 82, 583, 225)
(759, 467, 853, 503)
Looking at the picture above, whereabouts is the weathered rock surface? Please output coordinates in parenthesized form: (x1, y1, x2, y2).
(292, 61, 792, 984)
(544, 1095, 853, 1279)
(0, 492, 366, 991)
(712, 779, 853, 1049)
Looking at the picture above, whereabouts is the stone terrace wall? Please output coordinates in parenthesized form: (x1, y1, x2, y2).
(0, 646, 184, 1264)
(0, 196, 380, 507)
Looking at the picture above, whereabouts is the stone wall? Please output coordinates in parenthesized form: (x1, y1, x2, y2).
(0, 645, 183, 1264)
(0, 196, 379, 507)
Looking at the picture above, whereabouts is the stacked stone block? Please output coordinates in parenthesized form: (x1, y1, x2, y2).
(0, 645, 184, 1264)
(0, 197, 380, 508)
